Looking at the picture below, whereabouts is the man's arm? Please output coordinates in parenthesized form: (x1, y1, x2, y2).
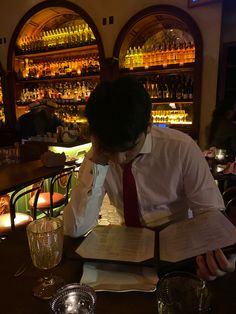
(63, 151, 108, 237)
(182, 139, 225, 211)
(182, 139, 235, 280)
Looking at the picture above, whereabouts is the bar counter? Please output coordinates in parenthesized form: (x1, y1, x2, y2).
(0, 141, 91, 196)
(0, 160, 66, 196)
(0, 230, 235, 314)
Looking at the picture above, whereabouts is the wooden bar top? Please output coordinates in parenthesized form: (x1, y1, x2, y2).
(0, 160, 65, 195)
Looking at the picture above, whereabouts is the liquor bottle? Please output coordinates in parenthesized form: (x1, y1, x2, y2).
(0, 82, 3, 104)
(90, 26, 96, 42)
(137, 46, 143, 67)
(165, 44, 171, 66)
(129, 47, 134, 69)
(176, 83, 182, 100)
(155, 44, 162, 66)
(182, 75, 188, 100)
(157, 80, 163, 100)
(84, 24, 89, 43)
(132, 46, 138, 68)
(168, 43, 176, 65)
(168, 76, 174, 99)
(151, 46, 156, 67)
(150, 81, 156, 99)
(143, 45, 149, 68)
(190, 42, 195, 63)
(142, 46, 147, 68)
(74, 25, 79, 44)
(187, 77, 193, 99)
(141, 77, 147, 92)
(162, 44, 168, 68)
(0, 101, 5, 125)
(163, 83, 170, 100)
(179, 43, 185, 66)
(78, 25, 83, 43)
(124, 49, 131, 68)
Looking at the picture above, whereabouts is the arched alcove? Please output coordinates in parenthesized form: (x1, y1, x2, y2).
(113, 5, 203, 140)
(6, 0, 104, 127)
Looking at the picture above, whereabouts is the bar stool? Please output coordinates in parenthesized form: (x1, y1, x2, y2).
(29, 167, 74, 219)
(0, 180, 43, 235)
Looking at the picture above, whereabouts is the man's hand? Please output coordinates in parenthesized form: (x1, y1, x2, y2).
(196, 249, 236, 280)
(89, 136, 109, 165)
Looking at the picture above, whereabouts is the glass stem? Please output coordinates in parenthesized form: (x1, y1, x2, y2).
(42, 270, 54, 285)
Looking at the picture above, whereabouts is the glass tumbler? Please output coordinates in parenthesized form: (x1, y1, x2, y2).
(156, 272, 212, 314)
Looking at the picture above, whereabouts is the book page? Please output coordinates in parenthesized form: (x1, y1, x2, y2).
(159, 210, 236, 262)
(76, 225, 155, 263)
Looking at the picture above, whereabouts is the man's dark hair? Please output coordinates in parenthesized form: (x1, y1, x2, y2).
(85, 76, 152, 151)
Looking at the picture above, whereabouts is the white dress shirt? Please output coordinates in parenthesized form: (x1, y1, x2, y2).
(63, 126, 224, 237)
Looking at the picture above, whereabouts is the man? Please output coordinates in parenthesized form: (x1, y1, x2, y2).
(16, 100, 63, 140)
(16, 102, 42, 139)
(208, 98, 236, 159)
(33, 100, 63, 135)
(63, 77, 235, 280)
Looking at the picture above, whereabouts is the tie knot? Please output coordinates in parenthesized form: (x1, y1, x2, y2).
(123, 161, 133, 171)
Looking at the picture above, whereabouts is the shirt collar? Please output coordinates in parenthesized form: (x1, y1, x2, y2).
(139, 132, 152, 154)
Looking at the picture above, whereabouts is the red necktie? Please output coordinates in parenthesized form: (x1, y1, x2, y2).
(123, 161, 142, 227)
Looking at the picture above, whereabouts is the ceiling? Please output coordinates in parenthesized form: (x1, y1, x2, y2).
(119, 13, 193, 56)
(17, 7, 84, 45)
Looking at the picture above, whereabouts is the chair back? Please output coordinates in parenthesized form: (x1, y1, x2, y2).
(10, 179, 44, 231)
(48, 166, 74, 217)
(0, 194, 10, 215)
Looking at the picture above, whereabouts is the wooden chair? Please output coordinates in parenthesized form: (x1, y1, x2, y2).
(0, 180, 43, 235)
(29, 166, 74, 219)
(222, 186, 236, 226)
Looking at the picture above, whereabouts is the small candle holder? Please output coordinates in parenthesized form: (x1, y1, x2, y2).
(215, 148, 227, 161)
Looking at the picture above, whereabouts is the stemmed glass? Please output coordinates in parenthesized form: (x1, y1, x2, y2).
(26, 217, 65, 300)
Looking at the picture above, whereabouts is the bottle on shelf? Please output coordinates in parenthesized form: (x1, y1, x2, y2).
(141, 73, 193, 102)
(16, 22, 97, 55)
(187, 77, 193, 99)
(151, 108, 191, 125)
(162, 82, 169, 100)
(122, 41, 196, 69)
(17, 80, 99, 106)
(0, 81, 5, 126)
(157, 84, 163, 100)
(16, 53, 100, 80)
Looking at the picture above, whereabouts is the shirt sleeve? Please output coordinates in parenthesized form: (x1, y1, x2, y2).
(182, 139, 225, 213)
(63, 154, 108, 237)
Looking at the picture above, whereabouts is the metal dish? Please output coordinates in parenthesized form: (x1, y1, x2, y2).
(50, 283, 96, 314)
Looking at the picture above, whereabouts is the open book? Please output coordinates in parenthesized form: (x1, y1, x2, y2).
(159, 209, 236, 262)
(76, 210, 235, 291)
(76, 209, 236, 264)
(76, 226, 154, 263)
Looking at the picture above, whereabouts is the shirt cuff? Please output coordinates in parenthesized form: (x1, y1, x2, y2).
(93, 163, 109, 188)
